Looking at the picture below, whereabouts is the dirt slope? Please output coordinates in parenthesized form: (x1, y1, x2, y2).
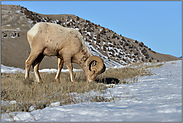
(1, 5, 180, 69)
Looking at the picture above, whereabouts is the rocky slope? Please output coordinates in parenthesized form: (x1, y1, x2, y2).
(1, 5, 180, 69)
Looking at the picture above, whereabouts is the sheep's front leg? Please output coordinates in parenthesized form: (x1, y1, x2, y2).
(55, 57, 64, 83)
(64, 59, 77, 83)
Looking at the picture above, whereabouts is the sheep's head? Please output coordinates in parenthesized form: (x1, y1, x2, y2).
(85, 56, 106, 82)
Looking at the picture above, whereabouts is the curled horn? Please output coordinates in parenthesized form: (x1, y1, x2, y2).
(86, 56, 105, 74)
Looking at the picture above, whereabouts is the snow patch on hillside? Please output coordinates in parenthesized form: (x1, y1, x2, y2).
(85, 42, 124, 67)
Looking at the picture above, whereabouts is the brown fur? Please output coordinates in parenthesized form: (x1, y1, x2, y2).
(25, 22, 104, 83)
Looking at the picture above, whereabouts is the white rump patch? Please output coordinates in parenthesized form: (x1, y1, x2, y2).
(28, 23, 40, 37)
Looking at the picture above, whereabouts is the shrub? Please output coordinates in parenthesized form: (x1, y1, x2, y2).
(66, 23, 71, 27)
(134, 52, 138, 56)
(32, 21, 36, 24)
(103, 45, 107, 51)
(78, 28, 82, 33)
(102, 39, 106, 42)
(129, 45, 133, 49)
(96, 33, 100, 40)
(96, 38, 100, 43)
(113, 41, 116, 45)
(122, 37, 125, 41)
(94, 25, 98, 29)
(144, 54, 150, 59)
(122, 58, 126, 62)
(76, 16, 80, 21)
(141, 48, 147, 54)
(111, 34, 116, 39)
(56, 20, 62, 24)
(100, 28, 106, 34)
(107, 36, 110, 40)
(87, 27, 91, 32)
(89, 35, 92, 40)
(130, 49, 133, 52)
(134, 40, 138, 43)
(149, 59, 152, 62)
(139, 42, 144, 47)
(124, 42, 129, 46)
(86, 20, 90, 23)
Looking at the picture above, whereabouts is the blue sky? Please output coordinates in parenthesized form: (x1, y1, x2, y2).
(2, 1, 182, 57)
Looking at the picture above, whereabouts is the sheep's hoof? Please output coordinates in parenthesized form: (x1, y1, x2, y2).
(71, 81, 78, 87)
(37, 81, 43, 84)
(71, 81, 77, 84)
(56, 79, 61, 83)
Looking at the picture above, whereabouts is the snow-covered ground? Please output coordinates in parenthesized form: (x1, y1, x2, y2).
(1, 60, 182, 122)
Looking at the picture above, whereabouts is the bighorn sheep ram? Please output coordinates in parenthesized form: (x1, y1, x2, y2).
(25, 22, 105, 83)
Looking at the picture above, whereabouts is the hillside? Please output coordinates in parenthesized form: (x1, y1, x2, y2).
(1, 5, 180, 69)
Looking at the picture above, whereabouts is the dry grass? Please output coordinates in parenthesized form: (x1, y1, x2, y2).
(1, 65, 152, 113)
(96, 67, 151, 84)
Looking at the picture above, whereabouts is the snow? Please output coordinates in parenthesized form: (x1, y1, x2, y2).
(75, 28, 79, 31)
(16, 10, 21, 13)
(139, 47, 145, 58)
(49, 102, 61, 107)
(82, 30, 144, 66)
(1, 64, 25, 73)
(85, 42, 123, 67)
(1, 60, 182, 122)
(86, 32, 91, 36)
(9, 100, 17, 105)
(39, 68, 82, 73)
(3, 28, 20, 31)
(1, 64, 82, 73)
(28, 20, 33, 24)
(10, 36, 16, 39)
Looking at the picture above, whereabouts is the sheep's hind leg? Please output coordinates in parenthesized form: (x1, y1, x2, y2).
(33, 53, 44, 83)
(25, 48, 44, 81)
(55, 57, 64, 83)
